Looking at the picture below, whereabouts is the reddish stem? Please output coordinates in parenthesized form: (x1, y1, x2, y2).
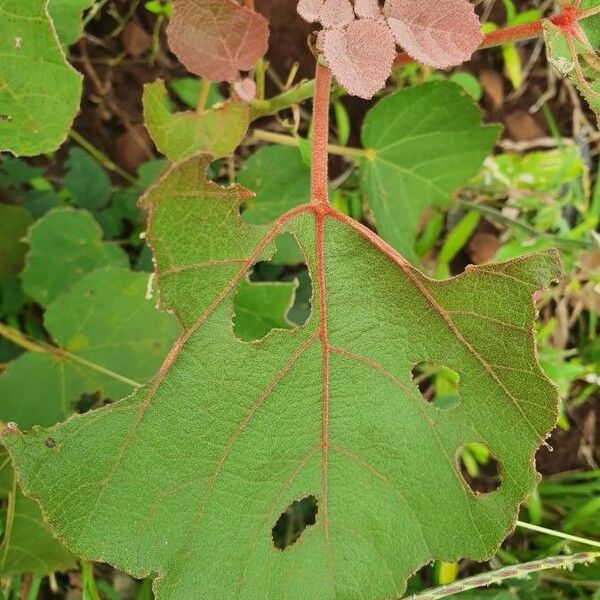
(311, 62, 332, 208)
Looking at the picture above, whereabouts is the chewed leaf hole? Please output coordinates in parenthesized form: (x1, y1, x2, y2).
(411, 362, 461, 410)
(458, 443, 502, 494)
(233, 233, 312, 342)
(272, 495, 318, 550)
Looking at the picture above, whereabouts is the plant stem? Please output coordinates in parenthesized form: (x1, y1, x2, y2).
(251, 129, 370, 159)
(68, 130, 139, 186)
(311, 62, 333, 207)
(406, 552, 600, 600)
(0, 322, 142, 389)
(197, 79, 211, 114)
(251, 79, 316, 119)
(516, 520, 600, 549)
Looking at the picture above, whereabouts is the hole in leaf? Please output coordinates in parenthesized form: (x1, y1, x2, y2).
(458, 443, 502, 494)
(233, 233, 312, 342)
(411, 361, 461, 409)
(272, 495, 318, 550)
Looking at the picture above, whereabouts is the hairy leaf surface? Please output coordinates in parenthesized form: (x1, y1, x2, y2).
(0, 0, 83, 155)
(166, 0, 268, 81)
(4, 154, 562, 599)
(21, 208, 128, 306)
(383, 0, 483, 68)
(360, 82, 500, 262)
(143, 80, 250, 161)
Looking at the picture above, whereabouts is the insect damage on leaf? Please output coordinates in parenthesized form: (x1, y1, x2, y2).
(167, 0, 269, 82)
(5, 154, 563, 600)
(297, 0, 483, 98)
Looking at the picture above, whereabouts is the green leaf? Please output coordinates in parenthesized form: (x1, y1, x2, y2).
(233, 279, 297, 341)
(21, 208, 128, 306)
(0, 0, 83, 156)
(143, 79, 249, 161)
(360, 82, 500, 262)
(64, 147, 112, 210)
(238, 145, 310, 225)
(47, 0, 93, 47)
(5, 156, 562, 599)
(0, 205, 33, 276)
(169, 78, 223, 110)
(0, 453, 75, 576)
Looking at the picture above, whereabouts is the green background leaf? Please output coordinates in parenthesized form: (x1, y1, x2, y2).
(0, 205, 32, 276)
(47, 0, 93, 47)
(21, 208, 128, 306)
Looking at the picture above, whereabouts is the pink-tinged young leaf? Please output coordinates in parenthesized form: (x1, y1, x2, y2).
(297, 0, 325, 22)
(323, 18, 396, 99)
(233, 78, 258, 103)
(384, 0, 483, 69)
(319, 0, 355, 28)
(167, 0, 269, 82)
(353, 0, 381, 19)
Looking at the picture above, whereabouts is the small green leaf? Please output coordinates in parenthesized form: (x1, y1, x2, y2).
(238, 145, 310, 224)
(21, 208, 128, 306)
(360, 82, 500, 263)
(0, 206, 33, 276)
(169, 78, 223, 110)
(64, 147, 112, 210)
(0, 0, 83, 156)
(143, 79, 249, 161)
(47, 0, 93, 47)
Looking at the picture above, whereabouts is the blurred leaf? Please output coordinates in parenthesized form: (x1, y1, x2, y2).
(238, 145, 310, 224)
(21, 208, 128, 306)
(47, 0, 93, 47)
(0, 205, 32, 276)
(169, 77, 223, 110)
(233, 279, 297, 341)
(1, 268, 180, 429)
(0, 0, 82, 156)
(64, 147, 112, 210)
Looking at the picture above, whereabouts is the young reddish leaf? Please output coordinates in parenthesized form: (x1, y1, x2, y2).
(353, 0, 381, 19)
(318, 0, 355, 28)
(384, 0, 483, 68)
(297, 0, 324, 23)
(323, 18, 396, 99)
(233, 78, 258, 103)
(166, 0, 269, 82)
(5, 154, 562, 600)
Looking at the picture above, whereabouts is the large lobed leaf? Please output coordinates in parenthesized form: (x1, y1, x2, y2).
(5, 154, 561, 599)
(0, 0, 82, 156)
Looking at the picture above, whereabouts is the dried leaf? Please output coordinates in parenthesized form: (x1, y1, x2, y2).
(323, 18, 396, 99)
(167, 0, 268, 82)
(384, 0, 483, 68)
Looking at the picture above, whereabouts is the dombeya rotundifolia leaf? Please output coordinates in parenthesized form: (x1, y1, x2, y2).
(360, 81, 500, 263)
(0, 0, 83, 156)
(5, 155, 561, 599)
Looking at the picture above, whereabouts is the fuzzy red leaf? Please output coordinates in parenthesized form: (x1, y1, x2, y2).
(319, 0, 355, 28)
(167, 0, 269, 82)
(353, 0, 381, 19)
(297, 0, 324, 22)
(384, 0, 483, 68)
(323, 18, 396, 99)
